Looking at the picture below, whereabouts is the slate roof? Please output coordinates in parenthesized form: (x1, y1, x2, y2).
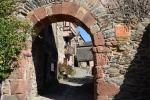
(76, 47, 94, 62)
(78, 41, 93, 47)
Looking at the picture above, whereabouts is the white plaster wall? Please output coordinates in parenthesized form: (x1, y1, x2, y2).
(53, 22, 65, 64)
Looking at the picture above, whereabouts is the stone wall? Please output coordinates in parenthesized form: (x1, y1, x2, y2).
(1, 44, 33, 100)
(114, 22, 150, 100)
(102, 18, 150, 100)
(92, 18, 150, 99)
(3, 0, 150, 100)
(1, 24, 58, 100)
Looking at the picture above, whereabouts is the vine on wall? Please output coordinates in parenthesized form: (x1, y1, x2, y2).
(0, 0, 32, 80)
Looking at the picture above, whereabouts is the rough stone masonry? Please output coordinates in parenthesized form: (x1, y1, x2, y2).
(1, 0, 150, 100)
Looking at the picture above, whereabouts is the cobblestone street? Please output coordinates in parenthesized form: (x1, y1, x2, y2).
(33, 67, 94, 100)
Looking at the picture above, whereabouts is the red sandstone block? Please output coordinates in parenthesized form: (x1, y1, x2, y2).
(96, 79, 119, 96)
(93, 32, 105, 46)
(11, 80, 25, 94)
(95, 53, 106, 66)
(17, 58, 28, 68)
(67, 2, 80, 17)
(94, 66, 104, 79)
(82, 12, 96, 28)
(115, 25, 130, 37)
(52, 4, 61, 15)
(26, 69, 31, 79)
(62, 2, 71, 14)
(16, 68, 26, 79)
(30, 14, 39, 25)
(8, 71, 17, 79)
(34, 7, 47, 20)
(25, 79, 31, 93)
(105, 42, 112, 46)
(92, 46, 110, 53)
(21, 50, 32, 57)
(27, 56, 32, 65)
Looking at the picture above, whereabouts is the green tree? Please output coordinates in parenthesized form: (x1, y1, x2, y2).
(0, 0, 31, 80)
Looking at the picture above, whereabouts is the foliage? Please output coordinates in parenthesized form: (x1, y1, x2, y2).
(58, 63, 66, 74)
(0, 0, 16, 17)
(0, 0, 31, 80)
(58, 63, 76, 80)
(67, 65, 76, 76)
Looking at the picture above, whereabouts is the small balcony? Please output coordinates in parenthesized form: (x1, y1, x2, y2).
(63, 22, 77, 37)
(64, 45, 75, 55)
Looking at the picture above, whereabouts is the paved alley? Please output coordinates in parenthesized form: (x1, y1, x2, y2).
(33, 67, 94, 100)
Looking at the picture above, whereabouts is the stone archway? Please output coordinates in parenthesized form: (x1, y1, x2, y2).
(1, 0, 150, 100)
(2, 1, 119, 100)
(25, 1, 119, 100)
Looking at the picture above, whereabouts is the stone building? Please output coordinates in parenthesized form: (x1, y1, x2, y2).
(76, 41, 94, 67)
(1, 0, 150, 100)
(52, 21, 79, 66)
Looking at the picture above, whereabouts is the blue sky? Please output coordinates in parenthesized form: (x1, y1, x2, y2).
(77, 26, 91, 42)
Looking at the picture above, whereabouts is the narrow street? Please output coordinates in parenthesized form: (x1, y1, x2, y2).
(33, 67, 94, 100)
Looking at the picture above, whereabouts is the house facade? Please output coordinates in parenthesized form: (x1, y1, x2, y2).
(76, 41, 94, 68)
(52, 22, 79, 67)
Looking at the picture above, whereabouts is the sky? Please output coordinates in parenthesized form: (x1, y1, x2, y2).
(77, 26, 91, 42)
